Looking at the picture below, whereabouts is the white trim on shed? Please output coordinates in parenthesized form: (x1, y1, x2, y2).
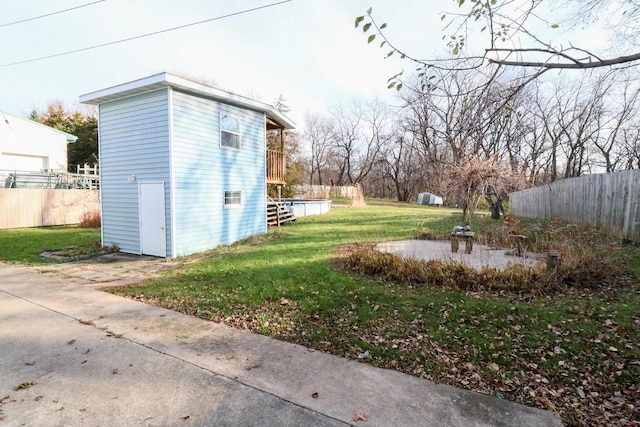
(80, 73, 295, 130)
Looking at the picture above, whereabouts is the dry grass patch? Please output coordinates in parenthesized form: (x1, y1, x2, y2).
(345, 242, 628, 298)
(79, 210, 101, 228)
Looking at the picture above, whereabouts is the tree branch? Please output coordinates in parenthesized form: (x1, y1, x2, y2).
(489, 51, 640, 69)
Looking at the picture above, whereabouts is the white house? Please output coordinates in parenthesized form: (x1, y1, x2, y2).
(0, 110, 77, 173)
(80, 73, 295, 258)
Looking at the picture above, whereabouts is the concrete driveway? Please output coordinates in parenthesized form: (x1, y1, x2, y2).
(0, 258, 563, 426)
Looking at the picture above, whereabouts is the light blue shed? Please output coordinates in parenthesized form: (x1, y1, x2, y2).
(80, 73, 295, 258)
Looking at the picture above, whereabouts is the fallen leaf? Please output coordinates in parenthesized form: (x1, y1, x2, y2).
(67, 339, 76, 345)
(353, 413, 368, 422)
(17, 381, 36, 390)
(489, 362, 500, 372)
(106, 331, 123, 338)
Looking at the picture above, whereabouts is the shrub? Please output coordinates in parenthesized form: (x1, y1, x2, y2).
(79, 210, 101, 228)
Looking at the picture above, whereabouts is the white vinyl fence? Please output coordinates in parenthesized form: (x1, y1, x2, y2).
(510, 170, 640, 242)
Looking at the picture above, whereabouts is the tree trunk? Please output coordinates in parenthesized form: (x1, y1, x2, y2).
(489, 198, 503, 219)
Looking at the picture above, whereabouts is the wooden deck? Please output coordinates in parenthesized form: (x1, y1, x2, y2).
(267, 149, 286, 184)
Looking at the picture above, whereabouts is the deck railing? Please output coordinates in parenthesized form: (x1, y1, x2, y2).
(267, 149, 286, 184)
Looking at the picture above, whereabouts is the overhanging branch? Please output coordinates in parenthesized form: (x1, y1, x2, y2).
(488, 51, 640, 69)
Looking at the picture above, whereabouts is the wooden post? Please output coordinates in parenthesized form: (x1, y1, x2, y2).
(547, 253, 561, 274)
(465, 237, 473, 254)
(510, 234, 529, 257)
(451, 237, 459, 253)
(350, 183, 366, 207)
(451, 231, 474, 253)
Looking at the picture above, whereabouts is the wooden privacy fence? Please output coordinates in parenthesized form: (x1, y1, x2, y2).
(0, 189, 100, 229)
(293, 184, 356, 199)
(510, 170, 640, 242)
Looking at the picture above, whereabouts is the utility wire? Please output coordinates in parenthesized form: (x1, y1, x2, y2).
(0, 0, 292, 68)
(0, 0, 107, 28)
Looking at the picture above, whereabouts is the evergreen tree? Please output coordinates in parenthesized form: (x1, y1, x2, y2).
(30, 101, 98, 172)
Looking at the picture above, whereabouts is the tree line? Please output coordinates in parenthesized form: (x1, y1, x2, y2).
(300, 69, 640, 209)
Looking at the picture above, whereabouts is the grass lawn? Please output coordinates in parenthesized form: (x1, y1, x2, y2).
(105, 200, 638, 426)
(1, 201, 636, 425)
(0, 225, 105, 264)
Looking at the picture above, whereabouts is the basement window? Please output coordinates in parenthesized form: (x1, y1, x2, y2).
(220, 114, 240, 149)
(224, 190, 242, 208)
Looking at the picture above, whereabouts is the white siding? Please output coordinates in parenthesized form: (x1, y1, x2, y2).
(0, 113, 69, 172)
(171, 90, 267, 256)
(99, 89, 171, 256)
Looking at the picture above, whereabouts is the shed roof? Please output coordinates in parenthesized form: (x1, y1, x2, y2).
(79, 73, 296, 129)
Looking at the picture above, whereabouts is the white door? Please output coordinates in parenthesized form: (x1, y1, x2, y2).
(139, 182, 166, 257)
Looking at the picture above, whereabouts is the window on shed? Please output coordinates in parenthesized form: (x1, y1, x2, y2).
(220, 114, 240, 149)
(224, 190, 242, 207)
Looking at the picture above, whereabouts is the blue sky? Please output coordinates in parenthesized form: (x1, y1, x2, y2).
(0, 0, 445, 126)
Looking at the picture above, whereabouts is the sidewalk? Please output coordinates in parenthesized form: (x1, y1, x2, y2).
(0, 261, 563, 426)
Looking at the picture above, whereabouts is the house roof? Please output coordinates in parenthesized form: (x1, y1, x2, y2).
(79, 73, 296, 130)
(0, 110, 78, 142)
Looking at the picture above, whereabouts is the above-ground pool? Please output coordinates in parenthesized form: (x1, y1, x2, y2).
(280, 199, 332, 217)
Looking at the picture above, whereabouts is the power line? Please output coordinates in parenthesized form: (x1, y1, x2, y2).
(0, 0, 292, 68)
(0, 0, 107, 28)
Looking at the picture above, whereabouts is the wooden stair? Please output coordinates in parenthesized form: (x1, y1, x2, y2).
(267, 199, 296, 227)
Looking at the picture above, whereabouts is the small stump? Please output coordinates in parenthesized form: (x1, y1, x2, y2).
(547, 252, 561, 275)
(451, 231, 475, 254)
(509, 234, 530, 257)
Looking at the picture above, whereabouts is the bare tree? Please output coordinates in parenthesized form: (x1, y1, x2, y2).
(303, 112, 335, 185)
(621, 126, 640, 169)
(378, 132, 428, 202)
(357, 1, 640, 81)
(328, 102, 362, 185)
(326, 98, 390, 186)
(592, 74, 640, 172)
